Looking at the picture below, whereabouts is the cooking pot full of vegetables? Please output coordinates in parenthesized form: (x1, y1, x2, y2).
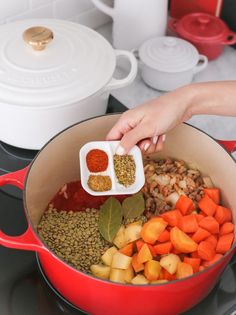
(0, 114, 235, 315)
(0, 19, 137, 150)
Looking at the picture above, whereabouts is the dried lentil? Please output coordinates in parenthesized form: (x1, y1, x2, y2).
(113, 154, 136, 187)
(37, 206, 110, 273)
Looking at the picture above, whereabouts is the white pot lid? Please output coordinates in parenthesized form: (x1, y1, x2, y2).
(139, 36, 199, 73)
(0, 19, 116, 108)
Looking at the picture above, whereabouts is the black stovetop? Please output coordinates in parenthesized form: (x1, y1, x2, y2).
(0, 96, 236, 315)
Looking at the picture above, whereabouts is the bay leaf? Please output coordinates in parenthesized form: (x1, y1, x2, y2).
(122, 192, 145, 219)
(98, 197, 123, 243)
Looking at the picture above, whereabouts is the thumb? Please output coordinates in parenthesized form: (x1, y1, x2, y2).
(116, 123, 150, 154)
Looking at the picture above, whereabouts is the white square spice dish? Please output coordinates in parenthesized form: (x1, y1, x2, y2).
(79, 141, 145, 196)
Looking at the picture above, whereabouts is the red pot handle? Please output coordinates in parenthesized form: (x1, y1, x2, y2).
(221, 32, 236, 45)
(218, 140, 236, 153)
(0, 167, 47, 254)
(168, 18, 178, 34)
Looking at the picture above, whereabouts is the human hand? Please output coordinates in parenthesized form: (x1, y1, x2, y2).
(106, 86, 194, 154)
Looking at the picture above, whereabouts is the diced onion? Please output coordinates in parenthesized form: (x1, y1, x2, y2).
(178, 180, 187, 189)
(156, 175, 170, 186)
(203, 176, 214, 188)
(166, 192, 179, 206)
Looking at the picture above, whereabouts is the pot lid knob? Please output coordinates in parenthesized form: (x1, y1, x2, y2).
(163, 37, 177, 47)
(23, 26, 53, 51)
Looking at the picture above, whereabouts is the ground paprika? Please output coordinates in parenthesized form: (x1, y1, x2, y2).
(86, 149, 108, 172)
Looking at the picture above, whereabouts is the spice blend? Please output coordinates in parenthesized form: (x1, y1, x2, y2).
(86, 149, 108, 173)
(88, 175, 112, 192)
(113, 154, 136, 187)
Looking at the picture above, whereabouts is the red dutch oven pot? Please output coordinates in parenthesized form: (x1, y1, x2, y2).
(0, 115, 236, 315)
(169, 12, 236, 60)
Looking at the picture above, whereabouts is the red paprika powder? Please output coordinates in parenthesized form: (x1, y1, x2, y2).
(86, 149, 108, 172)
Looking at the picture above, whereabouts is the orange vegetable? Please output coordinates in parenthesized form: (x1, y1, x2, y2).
(119, 243, 134, 256)
(161, 210, 182, 227)
(137, 243, 153, 264)
(183, 257, 201, 273)
(158, 229, 170, 242)
(199, 216, 219, 234)
(195, 214, 205, 222)
(205, 235, 218, 249)
(172, 247, 182, 255)
(216, 233, 234, 254)
(204, 188, 220, 204)
(219, 222, 235, 235)
(198, 194, 217, 216)
(191, 251, 200, 259)
(179, 214, 199, 233)
(170, 226, 198, 253)
(215, 206, 232, 225)
(175, 195, 195, 215)
(202, 254, 223, 267)
(176, 262, 193, 279)
(199, 266, 205, 272)
(159, 269, 176, 281)
(192, 227, 211, 243)
(197, 240, 216, 261)
(136, 240, 145, 252)
(153, 242, 173, 255)
(131, 253, 144, 273)
(199, 211, 207, 217)
(144, 260, 161, 281)
(141, 217, 168, 244)
(147, 244, 157, 257)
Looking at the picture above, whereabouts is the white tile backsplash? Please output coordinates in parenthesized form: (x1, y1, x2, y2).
(1, 0, 112, 29)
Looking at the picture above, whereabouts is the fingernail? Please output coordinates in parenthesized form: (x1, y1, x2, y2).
(162, 134, 166, 142)
(144, 142, 150, 151)
(152, 135, 159, 144)
(116, 145, 125, 155)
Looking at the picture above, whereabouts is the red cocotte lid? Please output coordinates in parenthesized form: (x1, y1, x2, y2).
(172, 12, 236, 45)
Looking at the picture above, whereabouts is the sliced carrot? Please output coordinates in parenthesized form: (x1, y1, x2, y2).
(192, 227, 211, 243)
(175, 195, 195, 215)
(176, 262, 193, 279)
(179, 214, 199, 233)
(204, 188, 220, 204)
(195, 214, 205, 222)
(161, 210, 182, 227)
(219, 222, 234, 235)
(198, 194, 217, 216)
(147, 244, 157, 257)
(119, 243, 134, 256)
(132, 253, 144, 273)
(199, 211, 207, 217)
(202, 254, 223, 267)
(215, 206, 232, 225)
(199, 216, 219, 234)
(170, 226, 198, 253)
(153, 242, 173, 255)
(183, 257, 201, 273)
(159, 268, 176, 281)
(205, 235, 218, 249)
(191, 251, 200, 259)
(158, 229, 170, 242)
(136, 239, 145, 252)
(216, 233, 234, 254)
(198, 241, 216, 261)
(141, 217, 168, 244)
(137, 243, 153, 264)
(171, 247, 182, 255)
(144, 260, 161, 281)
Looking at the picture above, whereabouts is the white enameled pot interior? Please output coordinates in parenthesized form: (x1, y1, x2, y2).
(25, 115, 236, 247)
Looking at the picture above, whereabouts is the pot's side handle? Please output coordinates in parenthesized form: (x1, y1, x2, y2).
(91, 0, 114, 17)
(218, 140, 236, 153)
(0, 167, 47, 254)
(193, 55, 208, 74)
(104, 50, 138, 91)
(221, 32, 236, 45)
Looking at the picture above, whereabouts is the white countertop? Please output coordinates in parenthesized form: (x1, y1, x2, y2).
(98, 23, 236, 149)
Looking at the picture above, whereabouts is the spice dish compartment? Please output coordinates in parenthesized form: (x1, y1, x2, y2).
(79, 141, 145, 196)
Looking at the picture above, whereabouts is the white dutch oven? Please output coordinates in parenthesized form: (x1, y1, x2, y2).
(137, 36, 208, 91)
(0, 19, 137, 150)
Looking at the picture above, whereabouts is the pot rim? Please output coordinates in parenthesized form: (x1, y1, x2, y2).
(23, 113, 236, 287)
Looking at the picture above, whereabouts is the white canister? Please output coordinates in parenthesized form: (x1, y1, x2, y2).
(138, 36, 208, 91)
(92, 0, 168, 50)
(0, 19, 137, 150)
